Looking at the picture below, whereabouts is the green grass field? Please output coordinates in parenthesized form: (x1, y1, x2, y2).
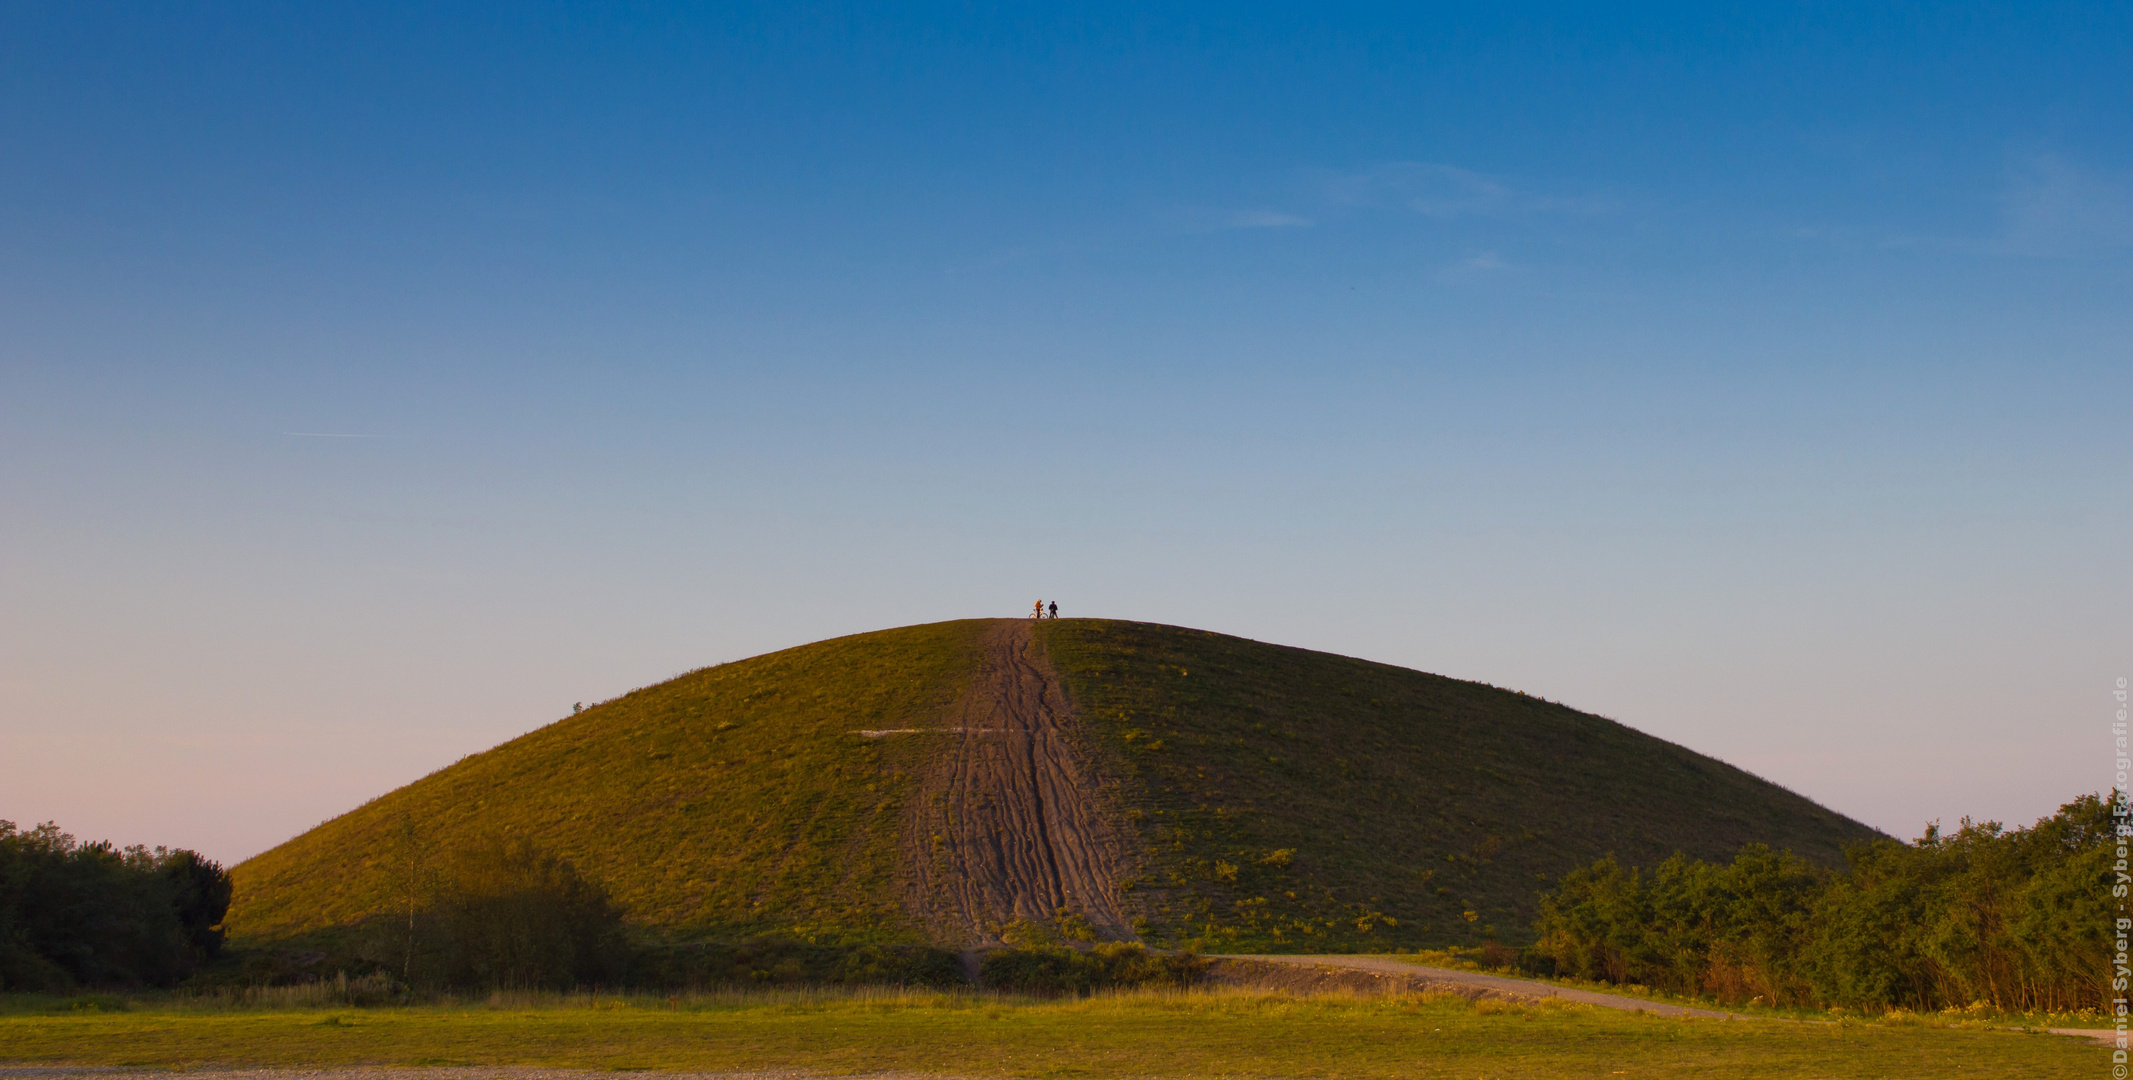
(0, 988, 2098, 1079)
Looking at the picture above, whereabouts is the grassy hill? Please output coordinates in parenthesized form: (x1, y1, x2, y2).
(1033, 620, 1879, 948)
(228, 620, 989, 948)
(227, 618, 1880, 954)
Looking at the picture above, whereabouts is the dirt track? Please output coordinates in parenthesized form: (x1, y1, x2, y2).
(902, 620, 1133, 945)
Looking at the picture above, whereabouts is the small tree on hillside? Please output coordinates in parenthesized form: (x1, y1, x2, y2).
(431, 835, 626, 988)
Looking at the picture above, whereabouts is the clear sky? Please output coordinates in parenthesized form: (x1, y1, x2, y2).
(3, 3, 2128, 865)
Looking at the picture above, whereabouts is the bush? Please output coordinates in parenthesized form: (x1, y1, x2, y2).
(1532, 793, 2113, 1013)
(0, 820, 232, 990)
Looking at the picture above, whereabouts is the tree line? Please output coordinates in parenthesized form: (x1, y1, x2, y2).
(1527, 793, 2113, 1012)
(0, 820, 232, 991)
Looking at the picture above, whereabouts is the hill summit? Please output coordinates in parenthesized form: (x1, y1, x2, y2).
(228, 618, 1879, 952)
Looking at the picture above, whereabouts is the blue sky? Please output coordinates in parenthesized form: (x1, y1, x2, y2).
(3, 3, 2129, 862)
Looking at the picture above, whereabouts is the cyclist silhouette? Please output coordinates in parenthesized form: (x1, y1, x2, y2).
(1032, 600, 1044, 620)
(1047, 601, 1058, 619)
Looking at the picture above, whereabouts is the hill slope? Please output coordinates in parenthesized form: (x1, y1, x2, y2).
(228, 620, 985, 948)
(1034, 619, 1879, 947)
(227, 618, 1880, 952)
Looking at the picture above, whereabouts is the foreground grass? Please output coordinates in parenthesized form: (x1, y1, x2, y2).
(0, 988, 2099, 1079)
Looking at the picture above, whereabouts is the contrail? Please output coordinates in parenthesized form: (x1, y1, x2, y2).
(282, 432, 384, 438)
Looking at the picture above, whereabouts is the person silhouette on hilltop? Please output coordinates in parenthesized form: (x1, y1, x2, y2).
(1048, 600, 1058, 620)
(1032, 599, 1044, 620)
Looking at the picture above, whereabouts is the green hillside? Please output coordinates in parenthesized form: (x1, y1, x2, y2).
(228, 619, 989, 947)
(227, 618, 1880, 954)
(1033, 620, 1879, 948)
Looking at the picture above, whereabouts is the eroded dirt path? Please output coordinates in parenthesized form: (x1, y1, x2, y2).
(903, 620, 1133, 944)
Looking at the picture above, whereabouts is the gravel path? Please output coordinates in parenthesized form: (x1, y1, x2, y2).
(1216, 954, 1745, 1019)
(2048, 1028, 2118, 1045)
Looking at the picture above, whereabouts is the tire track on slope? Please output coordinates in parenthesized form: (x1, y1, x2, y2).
(904, 620, 1134, 944)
